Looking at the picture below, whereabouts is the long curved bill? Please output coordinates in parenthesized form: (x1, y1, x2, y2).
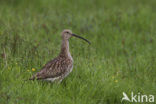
(72, 34, 91, 44)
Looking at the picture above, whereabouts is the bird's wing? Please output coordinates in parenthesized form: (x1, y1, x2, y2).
(30, 57, 72, 80)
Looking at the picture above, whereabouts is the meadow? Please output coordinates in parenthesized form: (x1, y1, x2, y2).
(0, 0, 156, 104)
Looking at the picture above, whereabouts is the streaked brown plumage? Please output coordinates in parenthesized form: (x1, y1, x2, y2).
(30, 29, 90, 82)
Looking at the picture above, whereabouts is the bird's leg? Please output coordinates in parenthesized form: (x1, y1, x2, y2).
(58, 79, 63, 84)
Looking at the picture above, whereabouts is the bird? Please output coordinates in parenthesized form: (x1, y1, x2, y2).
(29, 29, 90, 82)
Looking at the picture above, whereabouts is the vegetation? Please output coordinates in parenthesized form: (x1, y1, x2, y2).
(0, 0, 156, 104)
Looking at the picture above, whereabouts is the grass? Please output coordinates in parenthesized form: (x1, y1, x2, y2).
(0, 0, 156, 104)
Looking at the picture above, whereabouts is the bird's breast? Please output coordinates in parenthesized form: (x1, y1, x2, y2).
(67, 51, 73, 62)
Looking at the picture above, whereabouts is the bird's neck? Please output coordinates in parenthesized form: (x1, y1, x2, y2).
(59, 39, 71, 58)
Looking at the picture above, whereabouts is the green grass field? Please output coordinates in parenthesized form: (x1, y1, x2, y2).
(0, 0, 156, 104)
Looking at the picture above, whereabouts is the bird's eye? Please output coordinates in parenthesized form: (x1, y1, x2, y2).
(66, 32, 69, 33)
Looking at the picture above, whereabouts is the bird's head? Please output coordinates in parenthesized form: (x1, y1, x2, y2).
(61, 29, 91, 44)
(62, 29, 73, 40)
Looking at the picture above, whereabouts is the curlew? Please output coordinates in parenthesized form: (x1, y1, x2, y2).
(30, 29, 90, 82)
